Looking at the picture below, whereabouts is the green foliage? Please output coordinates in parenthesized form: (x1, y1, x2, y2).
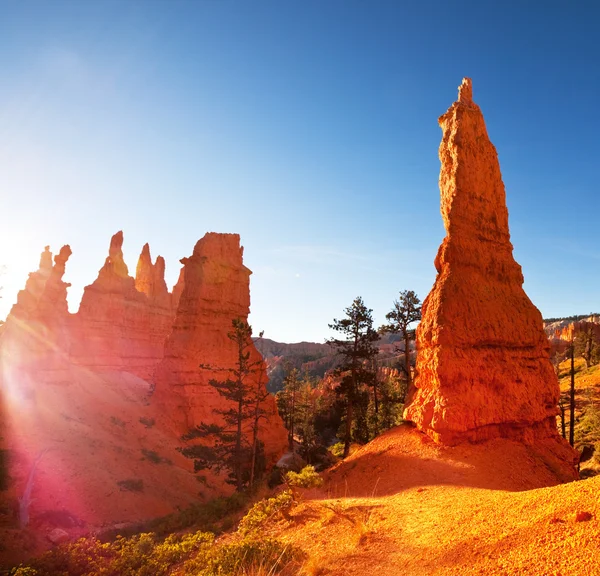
(544, 313, 600, 324)
(380, 290, 422, 337)
(141, 449, 172, 466)
(276, 369, 323, 460)
(117, 479, 144, 493)
(237, 490, 294, 536)
(574, 400, 600, 447)
(328, 296, 380, 458)
(330, 442, 345, 458)
(100, 493, 248, 541)
(179, 318, 268, 492)
(138, 417, 155, 429)
(285, 465, 323, 489)
(199, 537, 303, 575)
(11, 529, 303, 576)
(110, 416, 126, 429)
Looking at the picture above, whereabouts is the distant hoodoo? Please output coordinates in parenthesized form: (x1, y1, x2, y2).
(403, 79, 578, 474)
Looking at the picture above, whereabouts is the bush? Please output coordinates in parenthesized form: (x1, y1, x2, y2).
(11, 532, 303, 576)
(117, 479, 144, 493)
(329, 442, 345, 458)
(285, 466, 323, 489)
(11, 531, 215, 576)
(102, 492, 248, 540)
(199, 537, 303, 575)
(141, 449, 172, 466)
(237, 491, 294, 536)
(110, 416, 126, 429)
(139, 417, 155, 429)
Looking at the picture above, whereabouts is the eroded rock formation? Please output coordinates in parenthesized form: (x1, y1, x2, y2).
(70, 233, 173, 379)
(153, 233, 287, 460)
(404, 79, 578, 474)
(2, 246, 73, 370)
(0, 230, 287, 537)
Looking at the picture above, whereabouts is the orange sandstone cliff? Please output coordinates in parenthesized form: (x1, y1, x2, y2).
(403, 79, 578, 475)
(70, 232, 174, 379)
(153, 233, 287, 460)
(0, 230, 287, 538)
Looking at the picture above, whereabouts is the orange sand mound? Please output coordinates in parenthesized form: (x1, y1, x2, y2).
(274, 425, 596, 575)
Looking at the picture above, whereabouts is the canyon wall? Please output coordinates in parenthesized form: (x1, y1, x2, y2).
(1, 231, 286, 460)
(153, 233, 287, 460)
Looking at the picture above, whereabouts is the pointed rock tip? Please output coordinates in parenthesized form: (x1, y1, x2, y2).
(109, 231, 124, 251)
(39, 246, 53, 270)
(139, 243, 151, 259)
(458, 77, 473, 103)
(155, 255, 166, 277)
(55, 245, 72, 264)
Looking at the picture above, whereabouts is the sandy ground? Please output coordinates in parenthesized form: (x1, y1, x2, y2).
(271, 425, 598, 576)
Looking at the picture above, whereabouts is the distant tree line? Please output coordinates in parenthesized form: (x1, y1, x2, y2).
(544, 313, 600, 324)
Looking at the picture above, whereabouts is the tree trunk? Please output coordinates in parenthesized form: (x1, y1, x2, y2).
(289, 386, 296, 452)
(372, 379, 379, 437)
(249, 392, 261, 492)
(559, 400, 566, 439)
(343, 396, 353, 458)
(569, 343, 576, 447)
(236, 392, 243, 492)
(404, 332, 412, 388)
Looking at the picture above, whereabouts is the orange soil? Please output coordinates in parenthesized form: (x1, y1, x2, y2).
(0, 365, 215, 566)
(273, 425, 598, 575)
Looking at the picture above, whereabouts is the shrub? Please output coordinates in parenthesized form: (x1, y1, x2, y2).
(199, 537, 303, 575)
(11, 532, 303, 576)
(110, 416, 126, 429)
(329, 442, 345, 458)
(11, 531, 215, 576)
(285, 466, 323, 489)
(237, 490, 294, 536)
(139, 417, 155, 429)
(575, 401, 600, 447)
(101, 492, 248, 540)
(141, 449, 172, 466)
(117, 479, 144, 493)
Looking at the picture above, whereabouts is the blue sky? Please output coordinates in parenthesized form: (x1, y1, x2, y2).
(1, 0, 599, 342)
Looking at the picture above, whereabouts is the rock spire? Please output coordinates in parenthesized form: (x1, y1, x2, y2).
(403, 79, 578, 475)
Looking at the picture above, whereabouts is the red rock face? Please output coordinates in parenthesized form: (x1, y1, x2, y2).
(154, 233, 287, 461)
(404, 79, 578, 476)
(2, 246, 73, 370)
(0, 231, 287, 538)
(70, 232, 173, 379)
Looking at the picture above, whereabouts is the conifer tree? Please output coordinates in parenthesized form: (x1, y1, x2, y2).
(276, 366, 302, 451)
(380, 290, 422, 388)
(327, 296, 380, 457)
(178, 318, 267, 492)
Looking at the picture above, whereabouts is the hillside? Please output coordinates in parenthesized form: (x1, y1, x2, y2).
(259, 334, 404, 392)
(543, 314, 599, 335)
(264, 425, 597, 576)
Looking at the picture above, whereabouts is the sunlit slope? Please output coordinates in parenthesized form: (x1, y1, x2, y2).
(274, 426, 597, 576)
(1, 366, 204, 533)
